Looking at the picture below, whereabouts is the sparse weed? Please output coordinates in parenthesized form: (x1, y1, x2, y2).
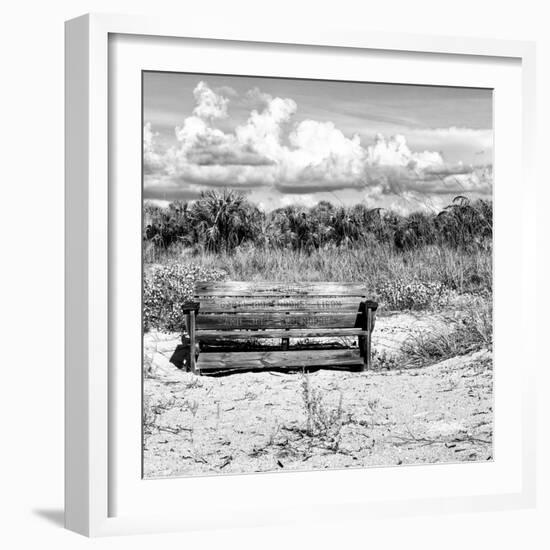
(300, 374, 348, 447)
(143, 351, 154, 379)
(184, 399, 200, 445)
(143, 395, 176, 435)
(371, 349, 401, 371)
(184, 377, 204, 390)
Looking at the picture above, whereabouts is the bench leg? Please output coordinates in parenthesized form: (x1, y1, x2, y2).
(361, 305, 375, 371)
(187, 310, 198, 374)
(365, 308, 374, 370)
(358, 334, 365, 356)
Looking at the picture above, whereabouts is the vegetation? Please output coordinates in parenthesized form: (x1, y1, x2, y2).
(144, 190, 492, 255)
(301, 373, 346, 441)
(401, 298, 493, 368)
(143, 189, 492, 334)
(144, 264, 225, 332)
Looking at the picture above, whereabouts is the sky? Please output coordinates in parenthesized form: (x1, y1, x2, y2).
(143, 72, 493, 213)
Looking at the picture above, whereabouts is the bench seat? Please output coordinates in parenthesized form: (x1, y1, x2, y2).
(196, 349, 364, 373)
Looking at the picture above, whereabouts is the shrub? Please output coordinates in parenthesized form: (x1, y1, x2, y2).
(377, 278, 452, 311)
(143, 264, 226, 332)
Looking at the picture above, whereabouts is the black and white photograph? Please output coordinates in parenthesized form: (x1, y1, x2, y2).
(2, 0, 546, 542)
(142, 72, 493, 478)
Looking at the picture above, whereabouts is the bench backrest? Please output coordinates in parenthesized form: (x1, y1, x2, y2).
(194, 281, 371, 331)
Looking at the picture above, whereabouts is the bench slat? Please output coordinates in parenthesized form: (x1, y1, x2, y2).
(196, 311, 360, 330)
(199, 304, 362, 314)
(196, 327, 365, 340)
(197, 349, 363, 371)
(197, 296, 362, 313)
(194, 281, 369, 297)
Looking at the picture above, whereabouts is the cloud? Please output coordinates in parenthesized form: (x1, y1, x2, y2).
(244, 86, 274, 109)
(143, 122, 164, 175)
(143, 185, 203, 201)
(144, 81, 493, 207)
(187, 143, 275, 167)
(286, 120, 364, 185)
(406, 126, 493, 163)
(411, 126, 493, 147)
(364, 163, 491, 197)
(192, 81, 229, 120)
(214, 85, 237, 97)
(236, 96, 297, 160)
(365, 133, 444, 170)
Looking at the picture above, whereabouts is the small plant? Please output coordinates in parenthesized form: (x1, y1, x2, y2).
(186, 399, 200, 418)
(371, 349, 401, 370)
(185, 377, 203, 390)
(143, 395, 157, 436)
(267, 421, 281, 446)
(143, 395, 176, 435)
(184, 399, 200, 445)
(366, 398, 380, 412)
(143, 351, 154, 379)
(300, 373, 346, 446)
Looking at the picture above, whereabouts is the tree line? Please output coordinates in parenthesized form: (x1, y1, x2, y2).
(144, 189, 492, 254)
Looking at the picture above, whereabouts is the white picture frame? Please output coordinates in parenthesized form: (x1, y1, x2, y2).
(65, 12, 537, 537)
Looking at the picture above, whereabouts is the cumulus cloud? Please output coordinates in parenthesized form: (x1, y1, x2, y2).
(365, 133, 444, 171)
(144, 81, 492, 207)
(244, 86, 275, 109)
(192, 80, 229, 120)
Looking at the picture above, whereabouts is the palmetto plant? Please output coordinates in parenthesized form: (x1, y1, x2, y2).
(143, 192, 493, 255)
(143, 201, 192, 248)
(188, 189, 263, 253)
(436, 196, 492, 249)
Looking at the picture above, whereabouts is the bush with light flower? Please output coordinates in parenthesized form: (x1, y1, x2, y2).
(143, 264, 226, 332)
(377, 278, 452, 311)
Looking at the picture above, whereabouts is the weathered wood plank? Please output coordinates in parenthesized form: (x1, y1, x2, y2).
(194, 281, 370, 297)
(196, 311, 360, 330)
(196, 328, 366, 340)
(187, 310, 196, 372)
(197, 349, 363, 371)
(197, 296, 362, 313)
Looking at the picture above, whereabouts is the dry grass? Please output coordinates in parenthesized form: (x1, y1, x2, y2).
(401, 298, 492, 367)
(147, 242, 491, 293)
(300, 373, 347, 442)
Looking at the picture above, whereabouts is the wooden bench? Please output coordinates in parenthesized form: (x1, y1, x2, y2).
(172, 281, 378, 375)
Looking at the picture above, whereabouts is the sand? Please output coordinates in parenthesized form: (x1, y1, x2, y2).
(143, 312, 492, 478)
